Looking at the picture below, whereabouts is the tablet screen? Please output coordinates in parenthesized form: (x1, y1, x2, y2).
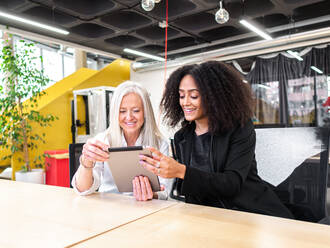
(107, 146, 160, 192)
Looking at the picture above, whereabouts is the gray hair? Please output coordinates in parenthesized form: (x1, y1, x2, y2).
(106, 81, 163, 149)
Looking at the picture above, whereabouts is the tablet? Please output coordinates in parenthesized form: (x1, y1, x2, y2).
(107, 146, 160, 192)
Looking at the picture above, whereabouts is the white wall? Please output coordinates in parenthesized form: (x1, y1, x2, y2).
(131, 66, 179, 139)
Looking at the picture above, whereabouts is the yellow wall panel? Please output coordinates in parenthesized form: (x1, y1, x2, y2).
(0, 58, 131, 178)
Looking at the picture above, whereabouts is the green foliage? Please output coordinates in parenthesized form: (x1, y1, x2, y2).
(0, 37, 58, 172)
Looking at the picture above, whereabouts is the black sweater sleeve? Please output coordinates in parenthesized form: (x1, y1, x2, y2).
(181, 122, 256, 199)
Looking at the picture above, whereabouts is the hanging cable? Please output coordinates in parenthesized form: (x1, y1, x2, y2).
(157, 0, 168, 125)
(164, 0, 168, 85)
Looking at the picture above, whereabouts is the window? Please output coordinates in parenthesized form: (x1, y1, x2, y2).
(64, 54, 75, 77)
(287, 77, 315, 125)
(42, 48, 63, 84)
(251, 81, 280, 125)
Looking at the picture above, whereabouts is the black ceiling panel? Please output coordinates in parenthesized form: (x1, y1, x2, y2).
(173, 12, 219, 32)
(0, 0, 328, 60)
(146, 0, 197, 20)
(199, 26, 246, 42)
(254, 14, 290, 28)
(105, 35, 145, 47)
(293, 1, 330, 21)
(23, 6, 77, 25)
(243, 0, 275, 17)
(101, 10, 152, 30)
(225, 2, 244, 19)
(71, 23, 114, 38)
(136, 25, 179, 40)
(116, 0, 140, 7)
(0, 0, 26, 9)
(167, 36, 200, 51)
(139, 44, 165, 54)
(53, 0, 116, 18)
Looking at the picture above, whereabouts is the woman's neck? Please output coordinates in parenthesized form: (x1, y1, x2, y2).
(124, 131, 140, 146)
(194, 118, 209, 136)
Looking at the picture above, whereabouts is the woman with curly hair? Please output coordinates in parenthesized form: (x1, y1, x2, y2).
(140, 61, 293, 218)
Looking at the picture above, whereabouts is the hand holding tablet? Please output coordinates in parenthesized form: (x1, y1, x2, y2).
(107, 146, 160, 192)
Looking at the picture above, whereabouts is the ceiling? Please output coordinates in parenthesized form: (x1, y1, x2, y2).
(0, 0, 329, 65)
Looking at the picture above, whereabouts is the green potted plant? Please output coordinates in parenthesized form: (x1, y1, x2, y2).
(0, 36, 58, 183)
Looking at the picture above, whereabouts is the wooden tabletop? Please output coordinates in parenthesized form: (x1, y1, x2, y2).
(2, 179, 330, 248)
(72, 203, 330, 248)
(0, 180, 176, 248)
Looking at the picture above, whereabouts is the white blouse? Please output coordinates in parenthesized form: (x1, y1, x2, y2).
(71, 131, 173, 200)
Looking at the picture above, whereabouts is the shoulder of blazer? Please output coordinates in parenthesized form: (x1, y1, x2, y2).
(213, 119, 254, 138)
(230, 119, 255, 139)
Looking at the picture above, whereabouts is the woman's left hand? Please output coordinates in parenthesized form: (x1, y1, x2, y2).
(139, 147, 186, 179)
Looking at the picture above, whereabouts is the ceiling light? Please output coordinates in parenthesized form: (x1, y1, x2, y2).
(154, 0, 161, 3)
(215, 1, 229, 24)
(158, 20, 167, 28)
(239, 19, 272, 40)
(0, 11, 69, 35)
(311, 66, 323, 74)
(287, 50, 303, 61)
(123, 48, 165, 62)
(141, 0, 155, 11)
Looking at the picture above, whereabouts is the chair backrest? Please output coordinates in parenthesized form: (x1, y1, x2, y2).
(68, 143, 84, 188)
(255, 127, 330, 222)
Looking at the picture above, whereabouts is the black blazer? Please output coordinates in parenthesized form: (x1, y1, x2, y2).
(173, 119, 293, 219)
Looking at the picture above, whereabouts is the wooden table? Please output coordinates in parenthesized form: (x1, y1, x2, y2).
(0, 180, 176, 248)
(72, 203, 330, 248)
(2, 180, 330, 248)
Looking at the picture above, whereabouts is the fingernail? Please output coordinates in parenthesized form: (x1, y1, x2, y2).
(139, 155, 143, 158)
(139, 160, 144, 165)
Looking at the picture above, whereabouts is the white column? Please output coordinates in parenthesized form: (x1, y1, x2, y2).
(74, 48, 87, 70)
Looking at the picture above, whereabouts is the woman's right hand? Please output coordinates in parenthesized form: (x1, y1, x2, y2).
(81, 138, 110, 168)
(140, 147, 186, 179)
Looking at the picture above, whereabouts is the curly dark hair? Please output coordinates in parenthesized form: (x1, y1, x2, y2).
(160, 61, 253, 134)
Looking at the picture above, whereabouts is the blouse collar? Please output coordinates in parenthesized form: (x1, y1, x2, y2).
(121, 132, 142, 146)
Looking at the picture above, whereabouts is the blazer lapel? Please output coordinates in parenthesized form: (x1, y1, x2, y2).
(178, 127, 194, 166)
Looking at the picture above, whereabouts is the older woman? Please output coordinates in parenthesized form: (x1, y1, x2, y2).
(72, 81, 172, 201)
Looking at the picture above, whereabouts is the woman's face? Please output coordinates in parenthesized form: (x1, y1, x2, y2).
(179, 75, 206, 122)
(119, 92, 145, 136)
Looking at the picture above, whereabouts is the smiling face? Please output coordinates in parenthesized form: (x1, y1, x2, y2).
(179, 74, 207, 122)
(119, 92, 145, 137)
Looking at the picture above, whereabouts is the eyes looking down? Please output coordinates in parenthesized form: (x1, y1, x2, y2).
(119, 92, 145, 135)
(118, 75, 206, 134)
(179, 74, 206, 122)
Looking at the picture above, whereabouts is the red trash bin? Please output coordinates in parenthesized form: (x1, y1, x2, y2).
(45, 149, 70, 187)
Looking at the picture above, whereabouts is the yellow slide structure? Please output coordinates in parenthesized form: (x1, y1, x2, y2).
(0, 59, 130, 178)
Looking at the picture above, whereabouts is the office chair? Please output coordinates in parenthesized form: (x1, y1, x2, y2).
(255, 127, 330, 224)
(68, 143, 84, 188)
